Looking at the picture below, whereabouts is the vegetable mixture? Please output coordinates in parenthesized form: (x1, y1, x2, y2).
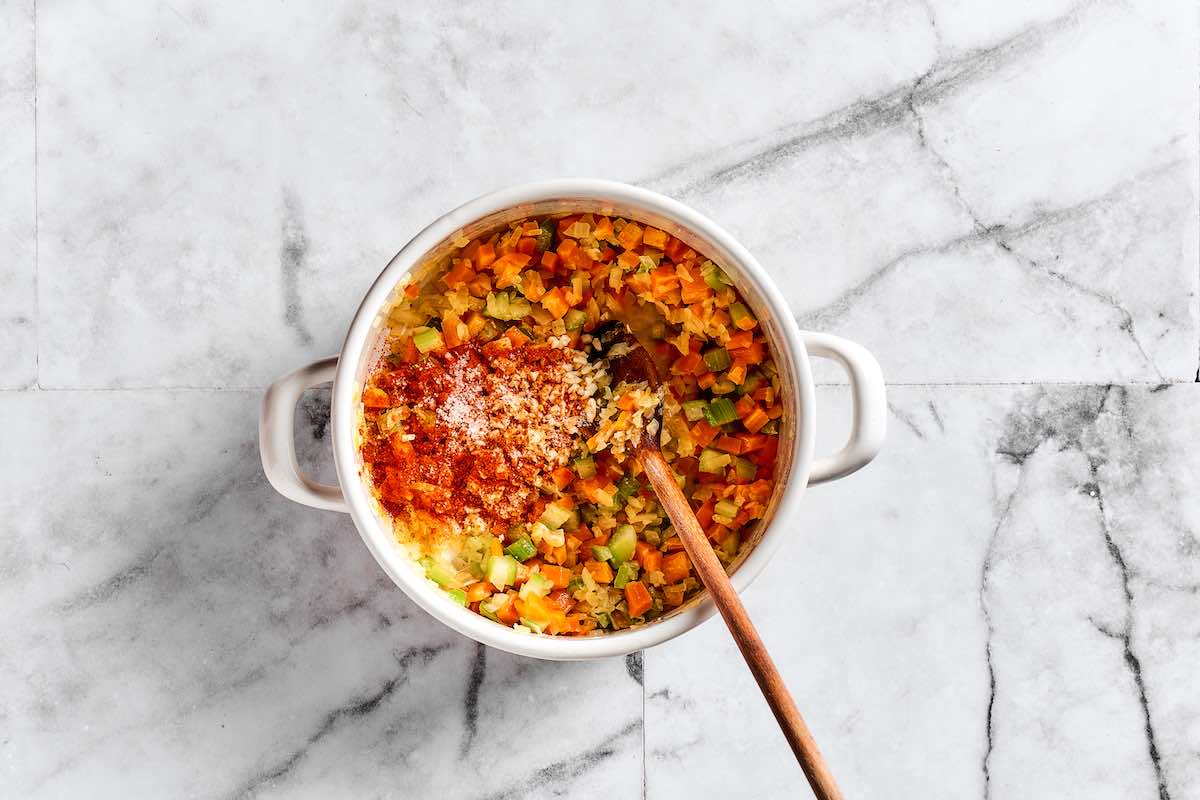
(357, 212, 783, 636)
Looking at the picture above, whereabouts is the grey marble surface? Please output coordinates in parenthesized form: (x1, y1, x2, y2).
(2, 1, 1197, 798)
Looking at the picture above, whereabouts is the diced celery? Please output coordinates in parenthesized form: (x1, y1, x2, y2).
(566, 576, 585, 595)
(711, 379, 736, 395)
(485, 555, 518, 589)
(504, 536, 537, 562)
(479, 594, 507, 621)
(733, 456, 757, 481)
(720, 531, 741, 558)
(573, 454, 597, 480)
(591, 545, 614, 563)
(737, 371, 763, 395)
(593, 611, 612, 629)
(729, 302, 755, 328)
(701, 261, 727, 290)
(484, 292, 510, 320)
(682, 399, 708, 422)
(508, 295, 532, 319)
(642, 527, 663, 547)
(539, 501, 573, 530)
(562, 509, 581, 532)
(535, 220, 555, 253)
(760, 419, 780, 435)
(447, 588, 468, 606)
(614, 561, 639, 589)
(609, 525, 637, 565)
(702, 348, 731, 372)
(519, 572, 552, 599)
(713, 499, 740, 521)
(564, 309, 588, 331)
(616, 475, 640, 498)
(519, 617, 546, 634)
(412, 326, 444, 354)
(704, 398, 738, 426)
(698, 448, 732, 474)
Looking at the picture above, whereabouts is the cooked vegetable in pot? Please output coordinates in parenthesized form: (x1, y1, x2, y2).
(357, 213, 783, 635)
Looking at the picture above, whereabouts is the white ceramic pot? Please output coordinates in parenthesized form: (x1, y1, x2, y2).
(260, 180, 886, 661)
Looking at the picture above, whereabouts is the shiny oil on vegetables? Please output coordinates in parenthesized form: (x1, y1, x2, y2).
(357, 213, 783, 636)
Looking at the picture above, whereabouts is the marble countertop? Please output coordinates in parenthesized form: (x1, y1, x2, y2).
(2, 1, 1197, 797)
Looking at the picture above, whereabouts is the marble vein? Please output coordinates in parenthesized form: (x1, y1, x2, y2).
(649, 0, 1095, 198)
(226, 644, 452, 800)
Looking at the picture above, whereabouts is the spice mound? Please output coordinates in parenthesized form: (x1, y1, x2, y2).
(360, 338, 602, 540)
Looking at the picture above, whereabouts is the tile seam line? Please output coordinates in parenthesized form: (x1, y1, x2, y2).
(1, 379, 1196, 393)
(33, 0, 40, 390)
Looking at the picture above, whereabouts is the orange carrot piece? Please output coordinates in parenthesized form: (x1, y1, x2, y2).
(540, 564, 572, 589)
(743, 408, 770, 433)
(662, 552, 691, 583)
(505, 326, 531, 347)
(363, 386, 389, 408)
(541, 287, 570, 320)
(584, 560, 614, 584)
(625, 581, 652, 617)
(617, 222, 643, 250)
(466, 582, 495, 603)
(642, 227, 668, 249)
(549, 466, 574, 491)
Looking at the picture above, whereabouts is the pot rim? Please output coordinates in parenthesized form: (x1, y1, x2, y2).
(329, 179, 816, 660)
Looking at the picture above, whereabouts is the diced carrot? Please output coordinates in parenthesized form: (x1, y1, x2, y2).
(725, 330, 754, 350)
(625, 581, 653, 617)
(715, 435, 745, 454)
(706, 523, 730, 543)
(556, 238, 578, 261)
(540, 564, 572, 589)
(442, 314, 466, 347)
(643, 227, 668, 249)
(662, 536, 685, 552)
(519, 271, 546, 301)
(541, 287, 570, 320)
(617, 250, 640, 270)
(734, 395, 757, 418)
(492, 252, 530, 289)
(616, 393, 637, 412)
(691, 420, 719, 447)
(662, 552, 691, 583)
(466, 582, 495, 603)
(726, 364, 747, 385)
(476, 243, 497, 268)
(443, 260, 476, 289)
(549, 466, 574, 491)
(547, 588, 575, 612)
(697, 372, 717, 390)
(540, 251, 560, 270)
(679, 277, 710, 305)
(584, 560, 614, 584)
(736, 433, 768, 452)
(663, 584, 685, 607)
(634, 541, 655, 565)
(695, 498, 715, 529)
(463, 310, 486, 338)
(671, 352, 701, 375)
(649, 265, 680, 298)
(743, 408, 770, 433)
(752, 437, 779, 467)
(617, 222, 643, 250)
(642, 549, 662, 574)
(466, 273, 492, 298)
(516, 236, 537, 255)
(593, 216, 615, 242)
(664, 236, 689, 262)
(404, 283, 420, 299)
(505, 326, 531, 347)
(496, 595, 520, 625)
(363, 386, 389, 408)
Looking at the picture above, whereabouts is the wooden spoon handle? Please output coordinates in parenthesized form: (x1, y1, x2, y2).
(640, 449, 843, 800)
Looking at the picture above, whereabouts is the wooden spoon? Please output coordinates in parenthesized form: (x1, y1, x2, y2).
(593, 320, 843, 800)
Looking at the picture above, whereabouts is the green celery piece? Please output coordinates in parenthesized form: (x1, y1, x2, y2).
(573, 454, 597, 479)
(616, 475, 640, 498)
(701, 261, 727, 290)
(711, 379, 736, 396)
(729, 302, 754, 329)
(508, 296, 532, 319)
(609, 525, 638, 566)
(519, 572, 552, 600)
(539, 501, 573, 530)
(504, 536, 537, 562)
(698, 448, 731, 474)
(713, 499, 739, 521)
(412, 326, 444, 354)
(591, 545, 614, 563)
(760, 419, 780, 435)
(479, 594, 507, 621)
(720, 531, 741, 558)
(737, 371, 763, 396)
(733, 456, 757, 481)
(519, 617, 546, 634)
(704, 398, 738, 426)
(447, 588, 468, 606)
(702, 348, 731, 372)
(485, 555, 518, 589)
(535, 220, 555, 254)
(681, 399, 708, 422)
(614, 561, 639, 589)
(484, 292, 510, 320)
(564, 309, 588, 331)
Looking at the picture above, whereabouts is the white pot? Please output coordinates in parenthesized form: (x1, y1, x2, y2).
(260, 180, 886, 661)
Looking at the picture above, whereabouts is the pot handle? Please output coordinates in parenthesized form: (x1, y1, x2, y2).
(259, 355, 349, 512)
(801, 332, 886, 485)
